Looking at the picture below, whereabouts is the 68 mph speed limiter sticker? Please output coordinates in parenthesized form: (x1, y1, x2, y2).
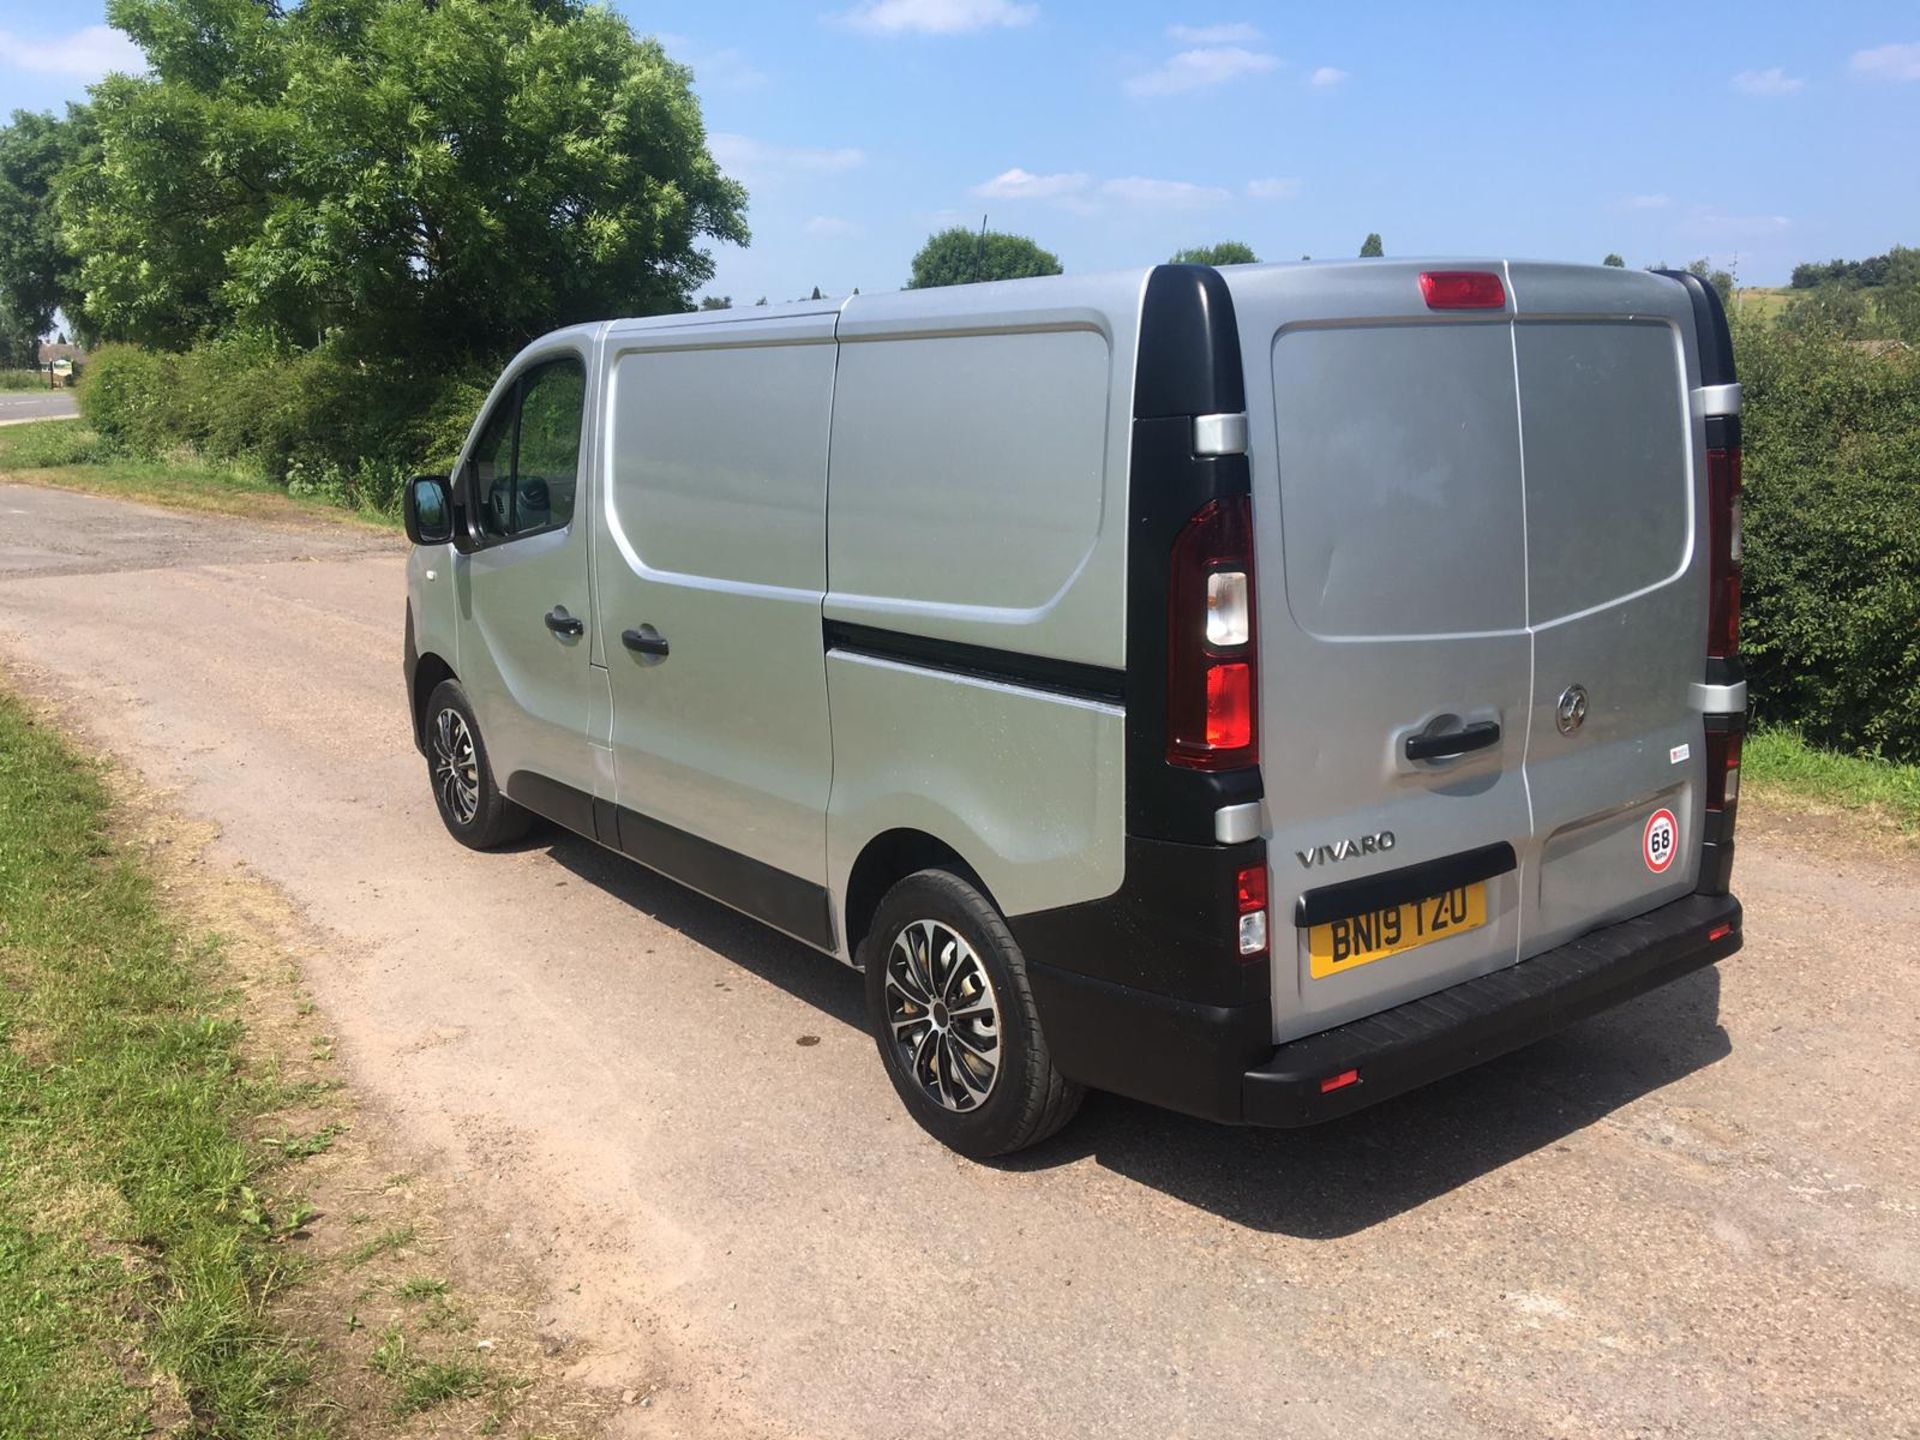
(1643, 808, 1678, 874)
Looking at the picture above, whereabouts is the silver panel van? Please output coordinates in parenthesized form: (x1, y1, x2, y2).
(402, 260, 1746, 1157)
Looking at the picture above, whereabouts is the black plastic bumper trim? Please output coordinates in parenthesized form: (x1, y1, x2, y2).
(1294, 842, 1517, 928)
(1243, 892, 1742, 1127)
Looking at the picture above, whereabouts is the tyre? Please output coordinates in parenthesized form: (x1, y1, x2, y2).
(864, 869, 1084, 1158)
(423, 678, 532, 851)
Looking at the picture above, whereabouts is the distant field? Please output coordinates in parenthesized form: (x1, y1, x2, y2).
(1733, 287, 1792, 321)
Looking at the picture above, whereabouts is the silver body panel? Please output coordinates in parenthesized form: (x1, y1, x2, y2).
(1221, 260, 1711, 1042)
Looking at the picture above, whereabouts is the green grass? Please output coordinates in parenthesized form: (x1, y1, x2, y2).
(368, 1326, 485, 1417)
(1744, 726, 1920, 831)
(0, 690, 323, 1438)
(0, 368, 54, 391)
(0, 423, 401, 531)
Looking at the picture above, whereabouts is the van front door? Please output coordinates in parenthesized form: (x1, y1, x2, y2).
(456, 353, 600, 817)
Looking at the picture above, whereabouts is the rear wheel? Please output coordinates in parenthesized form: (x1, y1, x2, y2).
(864, 869, 1083, 1158)
(424, 678, 531, 850)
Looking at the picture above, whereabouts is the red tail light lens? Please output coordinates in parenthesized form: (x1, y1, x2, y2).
(1706, 447, 1743, 659)
(1168, 496, 1259, 770)
(1419, 271, 1506, 310)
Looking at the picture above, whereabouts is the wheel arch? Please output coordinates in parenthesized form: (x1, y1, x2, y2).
(842, 828, 1001, 968)
(409, 650, 458, 753)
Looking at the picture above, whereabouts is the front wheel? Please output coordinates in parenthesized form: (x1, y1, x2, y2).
(423, 678, 531, 850)
(864, 869, 1084, 1158)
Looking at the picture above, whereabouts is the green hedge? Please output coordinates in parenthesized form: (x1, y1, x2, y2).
(1737, 318, 1920, 761)
(78, 339, 494, 507)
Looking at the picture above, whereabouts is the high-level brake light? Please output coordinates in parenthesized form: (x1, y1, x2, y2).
(1419, 271, 1506, 310)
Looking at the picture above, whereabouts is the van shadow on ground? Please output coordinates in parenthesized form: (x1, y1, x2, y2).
(539, 828, 1729, 1241)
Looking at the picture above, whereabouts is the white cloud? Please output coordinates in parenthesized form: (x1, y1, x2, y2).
(804, 215, 861, 236)
(1851, 41, 1920, 81)
(1101, 176, 1231, 208)
(838, 0, 1037, 35)
(0, 24, 142, 78)
(1688, 210, 1791, 234)
(1126, 45, 1278, 97)
(970, 167, 1091, 200)
(1620, 193, 1672, 209)
(1245, 177, 1301, 200)
(1308, 65, 1348, 88)
(1167, 23, 1262, 44)
(709, 134, 866, 179)
(1731, 66, 1804, 96)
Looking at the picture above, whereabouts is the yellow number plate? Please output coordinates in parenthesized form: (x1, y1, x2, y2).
(1308, 882, 1489, 979)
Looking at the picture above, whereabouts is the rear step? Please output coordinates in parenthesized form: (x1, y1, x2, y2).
(1243, 892, 1741, 1126)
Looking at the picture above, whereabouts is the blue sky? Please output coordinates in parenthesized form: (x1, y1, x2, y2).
(2, 0, 1915, 298)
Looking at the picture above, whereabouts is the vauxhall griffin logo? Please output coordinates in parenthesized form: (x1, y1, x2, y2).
(1296, 831, 1396, 869)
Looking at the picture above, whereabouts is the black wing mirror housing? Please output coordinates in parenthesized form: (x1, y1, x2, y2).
(403, 474, 454, 547)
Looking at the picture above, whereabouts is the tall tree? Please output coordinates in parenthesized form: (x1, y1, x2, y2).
(64, 0, 748, 356)
(908, 226, 1061, 289)
(0, 106, 93, 366)
(1171, 241, 1259, 266)
(1603, 253, 1626, 267)
(1359, 232, 1384, 258)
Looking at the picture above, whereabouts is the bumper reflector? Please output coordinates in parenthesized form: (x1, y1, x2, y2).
(1319, 1069, 1360, 1094)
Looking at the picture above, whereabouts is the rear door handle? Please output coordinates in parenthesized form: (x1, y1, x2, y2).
(621, 626, 669, 658)
(543, 607, 584, 638)
(1405, 720, 1501, 762)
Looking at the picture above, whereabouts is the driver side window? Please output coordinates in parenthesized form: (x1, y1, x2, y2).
(469, 356, 586, 543)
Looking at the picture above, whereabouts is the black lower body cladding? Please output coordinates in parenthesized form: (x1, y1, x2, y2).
(1021, 887, 1742, 1128)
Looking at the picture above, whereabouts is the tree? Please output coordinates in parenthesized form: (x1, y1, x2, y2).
(1603, 253, 1626, 267)
(0, 105, 93, 367)
(1686, 257, 1735, 305)
(1359, 233, 1384, 258)
(1171, 241, 1259, 266)
(63, 0, 748, 356)
(908, 226, 1062, 289)
(697, 295, 732, 310)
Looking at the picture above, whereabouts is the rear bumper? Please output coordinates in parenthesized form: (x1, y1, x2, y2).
(1029, 891, 1741, 1128)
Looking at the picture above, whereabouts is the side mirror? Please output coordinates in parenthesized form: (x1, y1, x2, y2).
(403, 475, 453, 547)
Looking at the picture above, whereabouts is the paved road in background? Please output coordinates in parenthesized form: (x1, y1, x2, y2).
(0, 480, 1915, 1438)
(0, 389, 79, 424)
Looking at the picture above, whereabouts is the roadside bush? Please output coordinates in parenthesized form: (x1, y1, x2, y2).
(0, 421, 107, 466)
(1738, 316, 1920, 761)
(77, 344, 181, 453)
(73, 337, 495, 488)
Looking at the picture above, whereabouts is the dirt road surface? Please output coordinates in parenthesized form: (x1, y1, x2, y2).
(1, 480, 1915, 1438)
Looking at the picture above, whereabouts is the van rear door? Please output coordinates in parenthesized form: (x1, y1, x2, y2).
(1506, 263, 1705, 954)
(1225, 262, 1535, 1043)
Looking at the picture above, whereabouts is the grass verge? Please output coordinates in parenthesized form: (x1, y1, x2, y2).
(0, 687, 321, 1436)
(0, 422, 400, 531)
(1744, 726, 1920, 832)
(0, 369, 55, 391)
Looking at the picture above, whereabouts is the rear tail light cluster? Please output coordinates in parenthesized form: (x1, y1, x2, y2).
(1706, 446, 1743, 658)
(1167, 496, 1258, 769)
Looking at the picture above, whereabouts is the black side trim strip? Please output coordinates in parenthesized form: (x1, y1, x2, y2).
(823, 620, 1125, 706)
(506, 770, 597, 838)
(504, 772, 836, 953)
(1294, 843, 1517, 928)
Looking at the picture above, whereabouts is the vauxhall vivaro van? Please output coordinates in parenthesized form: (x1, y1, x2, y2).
(401, 260, 1746, 1157)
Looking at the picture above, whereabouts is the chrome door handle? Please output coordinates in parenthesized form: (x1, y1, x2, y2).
(621, 626, 669, 658)
(1405, 720, 1501, 762)
(543, 607, 584, 638)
